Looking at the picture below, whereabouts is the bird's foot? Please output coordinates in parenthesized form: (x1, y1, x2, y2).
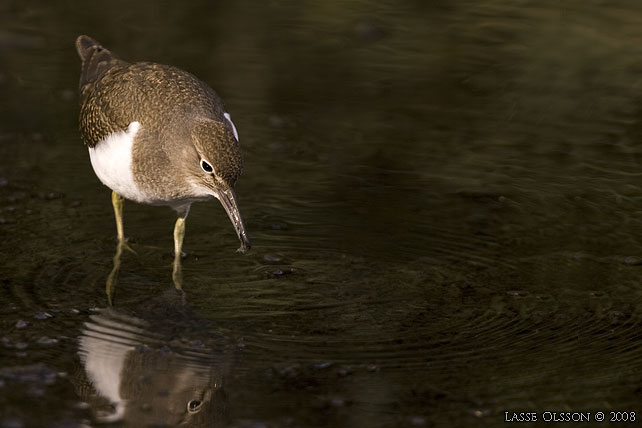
(121, 241, 137, 255)
(115, 237, 137, 255)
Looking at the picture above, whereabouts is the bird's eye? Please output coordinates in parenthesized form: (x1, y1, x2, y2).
(201, 160, 213, 173)
(187, 399, 203, 413)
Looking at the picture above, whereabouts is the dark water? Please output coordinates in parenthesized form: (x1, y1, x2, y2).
(2, 1, 642, 426)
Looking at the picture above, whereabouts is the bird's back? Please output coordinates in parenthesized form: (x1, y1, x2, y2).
(75, 35, 228, 148)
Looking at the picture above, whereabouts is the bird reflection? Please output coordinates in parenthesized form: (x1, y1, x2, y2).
(75, 289, 229, 426)
(106, 240, 127, 305)
(106, 238, 184, 305)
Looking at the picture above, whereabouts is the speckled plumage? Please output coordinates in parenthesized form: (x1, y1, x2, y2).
(75, 35, 250, 259)
(76, 35, 243, 205)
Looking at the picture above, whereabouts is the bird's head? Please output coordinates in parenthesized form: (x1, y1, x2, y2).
(185, 116, 250, 253)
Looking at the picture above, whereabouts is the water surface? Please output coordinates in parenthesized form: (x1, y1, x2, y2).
(2, 1, 642, 427)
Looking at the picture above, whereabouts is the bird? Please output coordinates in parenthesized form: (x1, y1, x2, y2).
(75, 35, 250, 288)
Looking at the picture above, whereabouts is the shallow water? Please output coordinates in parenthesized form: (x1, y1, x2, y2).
(2, 1, 642, 427)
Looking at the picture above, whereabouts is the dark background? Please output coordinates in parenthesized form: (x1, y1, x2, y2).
(2, 1, 642, 427)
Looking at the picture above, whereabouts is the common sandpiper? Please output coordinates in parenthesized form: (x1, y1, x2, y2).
(75, 35, 250, 288)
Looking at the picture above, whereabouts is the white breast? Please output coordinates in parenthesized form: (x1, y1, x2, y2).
(88, 121, 147, 203)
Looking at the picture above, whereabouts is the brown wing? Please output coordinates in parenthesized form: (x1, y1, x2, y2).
(77, 39, 228, 148)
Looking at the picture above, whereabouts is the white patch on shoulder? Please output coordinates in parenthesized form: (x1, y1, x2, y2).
(89, 121, 146, 202)
(224, 112, 239, 142)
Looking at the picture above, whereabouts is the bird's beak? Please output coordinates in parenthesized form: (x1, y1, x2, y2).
(215, 186, 251, 254)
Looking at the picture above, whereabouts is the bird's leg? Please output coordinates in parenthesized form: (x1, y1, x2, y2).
(105, 191, 138, 304)
(111, 191, 135, 254)
(112, 191, 125, 243)
(172, 211, 188, 290)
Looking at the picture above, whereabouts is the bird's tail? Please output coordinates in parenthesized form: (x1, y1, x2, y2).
(75, 35, 122, 98)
